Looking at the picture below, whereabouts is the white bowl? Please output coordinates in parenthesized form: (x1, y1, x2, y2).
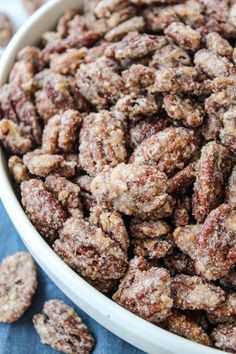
(0, 1, 225, 353)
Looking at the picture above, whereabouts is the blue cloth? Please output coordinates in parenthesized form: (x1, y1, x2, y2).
(0, 200, 145, 354)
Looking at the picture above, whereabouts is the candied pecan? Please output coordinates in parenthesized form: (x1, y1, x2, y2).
(171, 274, 225, 311)
(132, 234, 173, 260)
(43, 30, 100, 56)
(164, 250, 196, 276)
(230, 3, 236, 27)
(0, 83, 42, 144)
(226, 166, 236, 207)
(195, 204, 236, 280)
(113, 256, 173, 323)
(211, 324, 236, 353)
(105, 16, 145, 42)
(220, 108, 236, 153)
(75, 175, 93, 193)
(194, 49, 236, 78)
(129, 218, 170, 239)
(0, 252, 37, 323)
(173, 224, 201, 260)
(149, 44, 191, 70)
(163, 94, 204, 127)
(84, 42, 110, 63)
(165, 22, 201, 51)
(94, 0, 134, 20)
(53, 216, 128, 282)
(165, 312, 212, 347)
(123, 64, 156, 94)
(130, 0, 181, 3)
(49, 48, 88, 75)
(22, 0, 43, 14)
(208, 293, 236, 324)
(91, 163, 175, 218)
(173, 0, 205, 28)
(76, 57, 124, 109)
(35, 89, 58, 123)
(79, 111, 127, 176)
(56, 9, 77, 37)
(45, 73, 75, 111)
(21, 179, 67, 242)
(168, 162, 197, 194)
(105, 32, 166, 60)
(68, 77, 91, 114)
(198, 0, 236, 38)
(220, 268, 236, 290)
(149, 66, 199, 94)
(130, 127, 196, 175)
(23, 153, 63, 177)
(205, 32, 233, 57)
(115, 93, 161, 122)
(41, 31, 60, 45)
(42, 110, 82, 154)
(172, 196, 191, 227)
(33, 300, 94, 354)
(144, 6, 178, 32)
(0, 119, 32, 155)
(0, 13, 12, 47)
(8, 156, 30, 184)
(129, 116, 170, 149)
(9, 47, 43, 93)
(45, 175, 82, 216)
(202, 115, 222, 141)
(192, 142, 232, 223)
(89, 205, 129, 253)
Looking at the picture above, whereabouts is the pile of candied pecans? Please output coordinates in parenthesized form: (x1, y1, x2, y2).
(1, 0, 236, 351)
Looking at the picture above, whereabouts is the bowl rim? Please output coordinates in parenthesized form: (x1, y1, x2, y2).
(0, 1, 224, 353)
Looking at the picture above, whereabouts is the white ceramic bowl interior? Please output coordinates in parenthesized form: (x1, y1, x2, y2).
(0, 1, 225, 353)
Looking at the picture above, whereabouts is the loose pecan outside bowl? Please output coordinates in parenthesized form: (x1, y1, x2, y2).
(0, 1, 226, 353)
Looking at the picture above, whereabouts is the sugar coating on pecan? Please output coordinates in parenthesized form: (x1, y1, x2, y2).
(192, 142, 232, 223)
(149, 67, 199, 94)
(45, 174, 82, 216)
(49, 48, 88, 75)
(21, 179, 67, 242)
(173, 224, 201, 260)
(0, 12, 12, 47)
(163, 94, 204, 127)
(105, 31, 167, 60)
(115, 93, 161, 122)
(130, 127, 197, 175)
(207, 293, 236, 324)
(33, 300, 94, 354)
(226, 166, 236, 207)
(113, 256, 173, 323)
(171, 274, 225, 311)
(166, 312, 212, 347)
(168, 162, 197, 195)
(144, 6, 178, 32)
(173, 0, 205, 29)
(129, 116, 169, 149)
(129, 218, 170, 239)
(123, 64, 156, 94)
(172, 196, 191, 227)
(0, 119, 32, 155)
(194, 49, 236, 78)
(8, 156, 30, 184)
(89, 205, 129, 253)
(91, 163, 175, 218)
(149, 44, 191, 70)
(76, 57, 124, 109)
(165, 22, 201, 51)
(211, 324, 236, 353)
(195, 204, 236, 280)
(132, 234, 173, 260)
(79, 111, 127, 176)
(9, 47, 43, 93)
(105, 16, 145, 42)
(220, 108, 236, 153)
(53, 216, 128, 283)
(42, 110, 82, 154)
(0, 252, 37, 323)
(205, 32, 233, 57)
